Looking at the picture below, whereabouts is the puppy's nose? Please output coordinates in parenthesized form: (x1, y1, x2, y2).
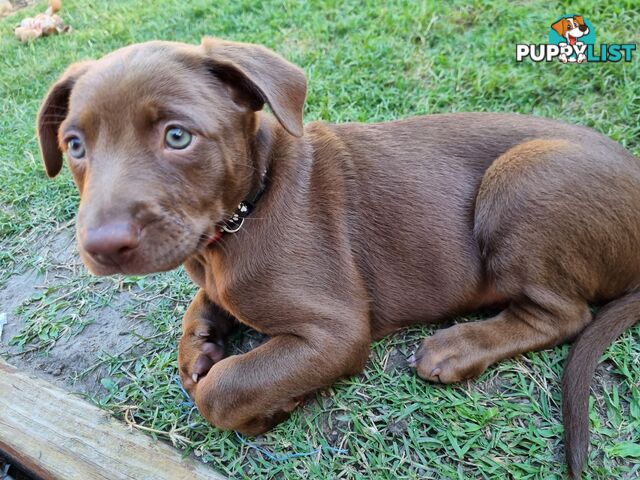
(579, 25, 588, 32)
(82, 221, 140, 261)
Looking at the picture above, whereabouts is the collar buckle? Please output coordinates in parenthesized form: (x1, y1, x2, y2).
(212, 168, 267, 243)
(220, 201, 251, 234)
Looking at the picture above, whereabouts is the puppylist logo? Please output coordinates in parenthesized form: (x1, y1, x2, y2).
(516, 15, 636, 63)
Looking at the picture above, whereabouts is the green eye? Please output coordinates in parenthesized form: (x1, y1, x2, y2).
(67, 136, 85, 159)
(165, 126, 192, 149)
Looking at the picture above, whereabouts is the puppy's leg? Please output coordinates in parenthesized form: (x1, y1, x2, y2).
(413, 137, 638, 383)
(179, 289, 238, 398)
(412, 296, 591, 383)
(192, 319, 370, 435)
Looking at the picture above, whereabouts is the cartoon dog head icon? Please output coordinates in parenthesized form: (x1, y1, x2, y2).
(551, 16, 589, 45)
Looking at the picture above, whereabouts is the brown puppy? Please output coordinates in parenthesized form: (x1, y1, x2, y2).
(37, 38, 640, 478)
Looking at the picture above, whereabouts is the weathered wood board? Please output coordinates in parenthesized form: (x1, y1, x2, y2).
(0, 360, 225, 480)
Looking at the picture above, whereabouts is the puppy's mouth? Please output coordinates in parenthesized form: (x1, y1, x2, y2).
(567, 29, 588, 42)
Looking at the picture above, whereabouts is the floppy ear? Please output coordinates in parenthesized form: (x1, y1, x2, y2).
(551, 18, 568, 37)
(37, 61, 93, 178)
(574, 16, 585, 26)
(200, 37, 307, 137)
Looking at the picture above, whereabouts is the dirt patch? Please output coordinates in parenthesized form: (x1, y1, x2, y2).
(318, 401, 352, 448)
(0, 228, 157, 397)
(0, 223, 270, 399)
(0, 270, 42, 340)
(385, 418, 408, 437)
(383, 346, 410, 373)
(474, 370, 514, 397)
(3, 294, 156, 395)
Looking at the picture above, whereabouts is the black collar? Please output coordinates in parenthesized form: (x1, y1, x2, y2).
(217, 168, 268, 236)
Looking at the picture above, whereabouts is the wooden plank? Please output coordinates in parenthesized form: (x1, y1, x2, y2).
(0, 360, 225, 480)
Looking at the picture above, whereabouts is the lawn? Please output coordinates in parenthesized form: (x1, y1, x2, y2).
(1, 0, 639, 479)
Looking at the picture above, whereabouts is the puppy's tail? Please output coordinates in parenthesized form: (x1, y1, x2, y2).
(563, 290, 640, 479)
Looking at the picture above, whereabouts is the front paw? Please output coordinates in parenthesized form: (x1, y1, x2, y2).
(178, 324, 226, 399)
(192, 354, 306, 434)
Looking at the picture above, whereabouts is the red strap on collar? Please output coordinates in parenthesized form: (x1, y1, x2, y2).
(207, 230, 223, 245)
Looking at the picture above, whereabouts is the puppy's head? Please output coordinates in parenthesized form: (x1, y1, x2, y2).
(37, 38, 306, 275)
(551, 16, 589, 40)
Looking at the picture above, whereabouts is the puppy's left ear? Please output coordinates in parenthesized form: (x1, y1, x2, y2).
(201, 37, 307, 137)
(574, 16, 585, 25)
(37, 61, 93, 178)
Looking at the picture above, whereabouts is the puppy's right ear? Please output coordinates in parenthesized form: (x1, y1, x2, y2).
(551, 18, 568, 38)
(37, 61, 93, 178)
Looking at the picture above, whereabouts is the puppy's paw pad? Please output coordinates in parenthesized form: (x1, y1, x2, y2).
(192, 342, 225, 380)
(179, 331, 227, 397)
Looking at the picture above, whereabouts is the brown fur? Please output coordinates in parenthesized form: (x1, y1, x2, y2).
(37, 38, 640, 478)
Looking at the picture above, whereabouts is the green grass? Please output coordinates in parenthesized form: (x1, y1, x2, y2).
(1, 0, 639, 478)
